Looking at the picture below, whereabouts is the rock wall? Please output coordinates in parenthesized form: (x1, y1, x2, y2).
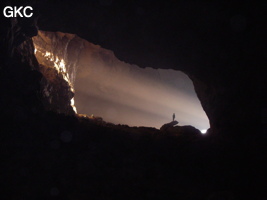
(0, 16, 75, 117)
(32, 31, 85, 115)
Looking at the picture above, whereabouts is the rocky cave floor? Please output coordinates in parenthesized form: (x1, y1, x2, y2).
(1, 108, 267, 200)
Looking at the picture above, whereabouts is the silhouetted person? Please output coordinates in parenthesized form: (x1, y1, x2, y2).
(172, 113, 175, 121)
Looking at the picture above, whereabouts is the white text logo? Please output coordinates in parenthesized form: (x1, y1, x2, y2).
(3, 6, 33, 18)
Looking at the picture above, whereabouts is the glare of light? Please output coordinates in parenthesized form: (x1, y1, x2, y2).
(71, 97, 77, 113)
(201, 129, 207, 134)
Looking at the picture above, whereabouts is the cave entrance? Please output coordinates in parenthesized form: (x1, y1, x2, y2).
(33, 31, 209, 132)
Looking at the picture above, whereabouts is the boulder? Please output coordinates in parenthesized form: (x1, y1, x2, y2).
(160, 120, 178, 132)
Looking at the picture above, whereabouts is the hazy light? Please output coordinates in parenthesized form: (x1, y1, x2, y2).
(74, 42, 210, 130)
(201, 129, 207, 134)
(33, 31, 210, 131)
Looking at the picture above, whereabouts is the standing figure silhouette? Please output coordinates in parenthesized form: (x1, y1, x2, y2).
(172, 113, 175, 121)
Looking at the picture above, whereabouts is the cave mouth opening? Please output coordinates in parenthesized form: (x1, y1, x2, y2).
(33, 30, 209, 132)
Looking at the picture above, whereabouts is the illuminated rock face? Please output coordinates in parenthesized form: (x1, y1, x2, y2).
(37, 62, 75, 115)
(0, 22, 76, 116)
(32, 31, 82, 114)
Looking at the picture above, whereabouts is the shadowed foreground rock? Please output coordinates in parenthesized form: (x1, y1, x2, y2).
(160, 121, 202, 139)
(160, 120, 179, 131)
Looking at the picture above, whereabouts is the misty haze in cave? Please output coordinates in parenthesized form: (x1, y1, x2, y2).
(33, 31, 209, 130)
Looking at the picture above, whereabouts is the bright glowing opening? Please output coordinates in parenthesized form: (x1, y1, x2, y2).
(201, 129, 207, 134)
(32, 30, 210, 131)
